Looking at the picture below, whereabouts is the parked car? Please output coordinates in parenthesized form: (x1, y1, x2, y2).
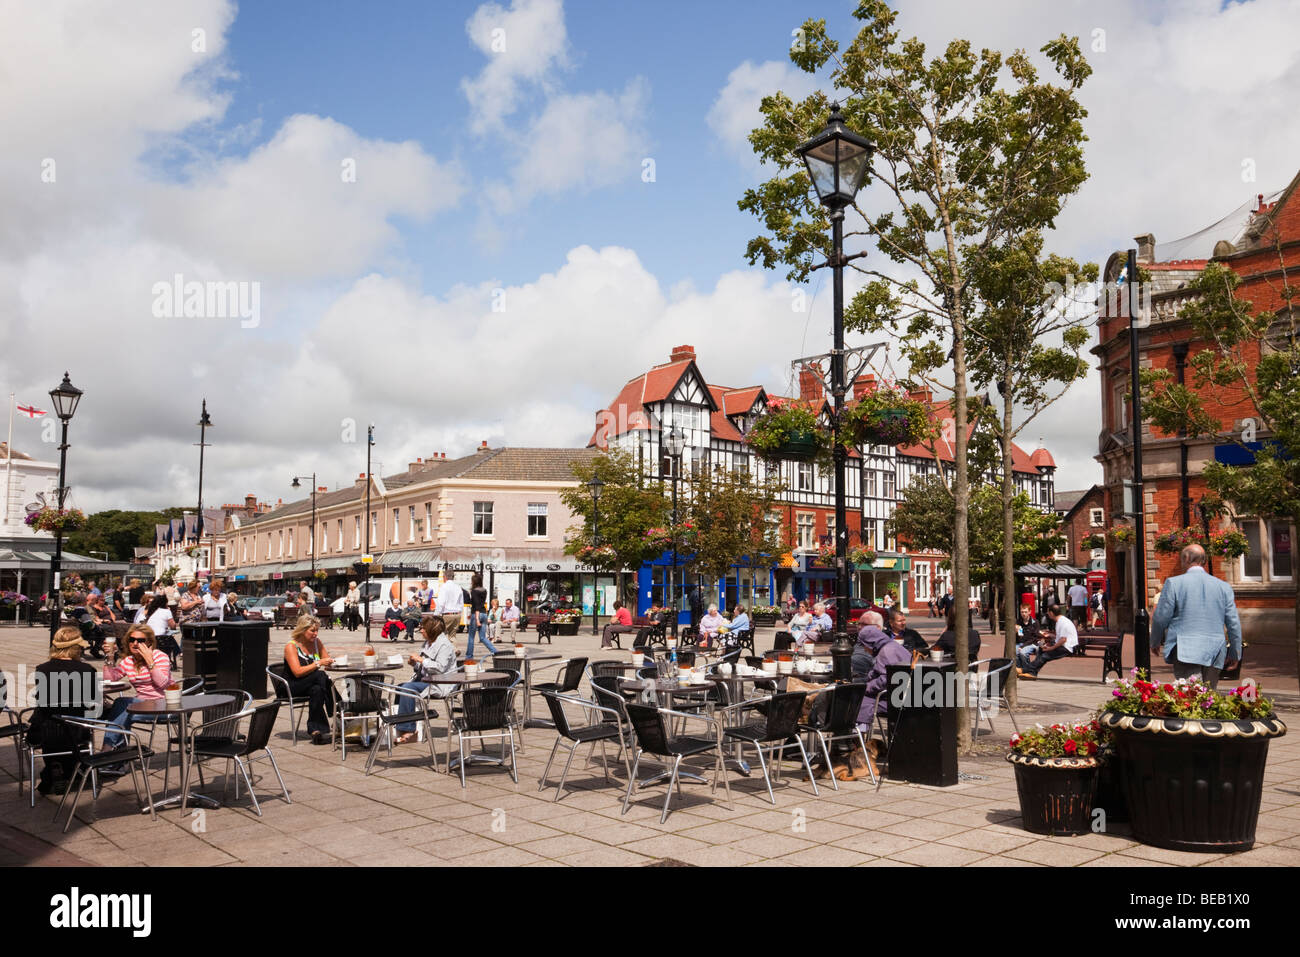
(243, 595, 288, 621)
(821, 596, 873, 626)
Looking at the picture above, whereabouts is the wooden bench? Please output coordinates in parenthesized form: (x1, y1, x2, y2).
(1072, 630, 1124, 682)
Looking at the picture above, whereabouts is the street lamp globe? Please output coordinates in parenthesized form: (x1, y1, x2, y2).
(291, 477, 301, 489)
(49, 372, 83, 421)
(794, 102, 873, 211)
(663, 426, 686, 459)
(587, 474, 604, 505)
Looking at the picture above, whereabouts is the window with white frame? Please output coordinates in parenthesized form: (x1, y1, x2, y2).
(408, 505, 416, 543)
(914, 561, 931, 600)
(883, 468, 896, 499)
(527, 503, 548, 538)
(797, 462, 813, 492)
(320, 522, 327, 553)
(392, 508, 400, 544)
(796, 513, 815, 550)
(1241, 519, 1294, 581)
(424, 503, 433, 540)
(242, 539, 248, 563)
(370, 512, 378, 547)
(1090, 508, 1104, 527)
(474, 501, 494, 536)
(278, 531, 284, 557)
(862, 518, 877, 549)
(353, 516, 361, 549)
(825, 515, 836, 549)
(265, 534, 271, 560)
(216, 545, 226, 569)
(864, 468, 877, 498)
(288, 529, 294, 556)
(337, 518, 343, 552)
(732, 451, 748, 474)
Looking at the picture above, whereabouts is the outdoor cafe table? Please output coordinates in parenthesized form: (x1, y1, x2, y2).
(127, 693, 235, 814)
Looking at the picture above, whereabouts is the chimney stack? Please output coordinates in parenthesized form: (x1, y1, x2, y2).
(244, 494, 257, 511)
(478, 440, 489, 452)
(669, 344, 696, 363)
(798, 365, 824, 402)
(1134, 233, 1156, 264)
(851, 373, 877, 401)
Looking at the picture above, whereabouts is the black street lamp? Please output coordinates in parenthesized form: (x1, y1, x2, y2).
(587, 474, 604, 637)
(47, 372, 82, 642)
(364, 425, 374, 642)
(663, 426, 687, 641)
(195, 400, 213, 579)
(1124, 250, 1151, 676)
(291, 473, 318, 579)
(795, 104, 872, 679)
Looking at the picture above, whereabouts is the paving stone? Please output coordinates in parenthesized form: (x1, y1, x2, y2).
(1002, 840, 1107, 866)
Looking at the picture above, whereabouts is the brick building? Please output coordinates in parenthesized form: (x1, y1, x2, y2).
(1094, 173, 1299, 643)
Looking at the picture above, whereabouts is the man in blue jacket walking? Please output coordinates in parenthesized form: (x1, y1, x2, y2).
(1150, 544, 1242, 690)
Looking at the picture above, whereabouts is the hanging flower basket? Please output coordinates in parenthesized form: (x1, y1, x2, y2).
(24, 507, 86, 534)
(847, 545, 877, 568)
(1079, 533, 1106, 552)
(575, 544, 616, 564)
(745, 402, 833, 465)
(841, 383, 936, 449)
(1106, 525, 1136, 548)
(1152, 527, 1206, 555)
(1209, 529, 1249, 559)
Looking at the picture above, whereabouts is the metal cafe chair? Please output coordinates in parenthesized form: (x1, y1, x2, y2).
(190, 701, 291, 816)
(266, 663, 308, 745)
(53, 717, 157, 833)
(797, 682, 872, 789)
(331, 673, 394, 760)
(537, 690, 628, 802)
(445, 685, 518, 788)
(623, 702, 733, 823)
(359, 679, 443, 775)
(717, 691, 819, 804)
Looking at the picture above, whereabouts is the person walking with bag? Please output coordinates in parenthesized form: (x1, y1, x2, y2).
(1150, 543, 1242, 690)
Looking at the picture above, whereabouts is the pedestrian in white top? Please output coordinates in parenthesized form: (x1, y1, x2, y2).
(202, 580, 226, 622)
(434, 576, 465, 638)
(1017, 604, 1078, 678)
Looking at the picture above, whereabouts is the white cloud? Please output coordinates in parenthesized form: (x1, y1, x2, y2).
(707, 60, 819, 165)
(487, 79, 651, 211)
(461, 0, 569, 134)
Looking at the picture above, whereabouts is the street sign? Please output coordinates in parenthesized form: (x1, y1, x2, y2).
(361, 554, 374, 564)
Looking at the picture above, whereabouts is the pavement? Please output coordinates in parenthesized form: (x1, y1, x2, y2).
(2, 618, 1299, 868)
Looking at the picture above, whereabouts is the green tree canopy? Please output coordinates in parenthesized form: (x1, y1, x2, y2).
(561, 449, 670, 584)
(683, 464, 787, 583)
(66, 507, 188, 562)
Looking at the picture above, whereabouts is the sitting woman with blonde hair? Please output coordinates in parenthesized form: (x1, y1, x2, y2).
(283, 615, 336, 745)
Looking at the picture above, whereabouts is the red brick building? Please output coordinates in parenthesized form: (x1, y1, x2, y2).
(1094, 174, 1299, 643)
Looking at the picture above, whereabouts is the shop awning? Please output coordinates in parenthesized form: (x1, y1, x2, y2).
(1017, 563, 1087, 578)
(0, 547, 126, 573)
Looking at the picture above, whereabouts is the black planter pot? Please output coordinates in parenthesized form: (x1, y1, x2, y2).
(1099, 711, 1287, 852)
(752, 614, 777, 627)
(1092, 749, 1129, 824)
(774, 431, 820, 460)
(551, 621, 580, 636)
(1007, 752, 1101, 836)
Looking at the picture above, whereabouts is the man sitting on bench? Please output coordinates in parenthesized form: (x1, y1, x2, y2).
(1017, 604, 1078, 679)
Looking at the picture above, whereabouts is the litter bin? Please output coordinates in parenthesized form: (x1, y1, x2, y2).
(181, 620, 270, 698)
(884, 661, 958, 787)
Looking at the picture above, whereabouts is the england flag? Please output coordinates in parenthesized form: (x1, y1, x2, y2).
(16, 403, 47, 419)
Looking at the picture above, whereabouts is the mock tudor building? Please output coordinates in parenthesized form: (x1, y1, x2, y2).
(1094, 174, 1299, 642)
(590, 345, 1059, 618)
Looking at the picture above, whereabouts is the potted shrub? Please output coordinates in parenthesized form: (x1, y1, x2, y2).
(1006, 721, 1104, 836)
(1099, 671, 1286, 852)
(1079, 533, 1106, 552)
(751, 605, 780, 626)
(848, 544, 877, 568)
(550, 610, 581, 635)
(842, 382, 935, 448)
(745, 402, 832, 464)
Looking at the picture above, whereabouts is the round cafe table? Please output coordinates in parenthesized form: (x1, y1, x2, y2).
(127, 694, 235, 813)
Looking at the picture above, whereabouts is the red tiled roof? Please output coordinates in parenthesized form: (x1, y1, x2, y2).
(720, 386, 764, 418)
(706, 386, 745, 442)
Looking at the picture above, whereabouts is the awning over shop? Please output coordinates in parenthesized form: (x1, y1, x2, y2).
(0, 547, 126, 573)
(1017, 563, 1087, 578)
(425, 547, 587, 574)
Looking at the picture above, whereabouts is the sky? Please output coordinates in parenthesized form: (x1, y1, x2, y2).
(3, 0, 1300, 513)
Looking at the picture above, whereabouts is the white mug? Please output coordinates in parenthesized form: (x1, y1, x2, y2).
(930, 650, 943, 662)
(718, 663, 733, 676)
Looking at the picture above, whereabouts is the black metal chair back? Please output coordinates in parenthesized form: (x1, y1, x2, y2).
(493, 653, 523, 672)
(590, 675, 630, 723)
(773, 631, 793, 651)
(460, 686, 511, 733)
(762, 691, 807, 742)
(625, 703, 671, 757)
(241, 700, 282, 753)
(339, 674, 388, 713)
(557, 657, 588, 693)
(637, 665, 658, 681)
(482, 668, 518, 689)
(589, 660, 626, 680)
(745, 656, 765, 669)
(822, 682, 867, 734)
(676, 651, 696, 668)
(540, 691, 574, 738)
(267, 663, 293, 701)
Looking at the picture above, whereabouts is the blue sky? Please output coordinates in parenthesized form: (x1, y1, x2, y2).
(4, 0, 1300, 511)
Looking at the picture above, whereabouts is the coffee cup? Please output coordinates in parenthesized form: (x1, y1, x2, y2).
(164, 686, 182, 707)
(930, 650, 943, 662)
(762, 660, 778, 675)
(718, 663, 733, 676)
(335, 655, 349, 666)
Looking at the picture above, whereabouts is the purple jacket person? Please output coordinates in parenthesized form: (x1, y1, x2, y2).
(855, 625, 911, 726)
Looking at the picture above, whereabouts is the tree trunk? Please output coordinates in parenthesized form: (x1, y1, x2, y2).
(1001, 374, 1020, 707)
(951, 299, 971, 752)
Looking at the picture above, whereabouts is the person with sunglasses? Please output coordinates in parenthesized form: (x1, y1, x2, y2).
(103, 623, 172, 749)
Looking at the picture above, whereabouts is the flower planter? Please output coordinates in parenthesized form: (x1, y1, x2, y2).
(1099, 711, 1287, 852)
(752, 614, 777, 627)
(774, 431, 819, 460)
(551, 621, 580, 636)
(1007, 752, 1101, 836)
(1092, 749, 1128, 824)
(855, 409, 915, 446)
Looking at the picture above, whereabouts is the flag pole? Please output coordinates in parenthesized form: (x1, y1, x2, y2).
(4, 393, 13, 526)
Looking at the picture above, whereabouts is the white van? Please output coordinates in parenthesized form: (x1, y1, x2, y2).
(330, 578, 428, 623)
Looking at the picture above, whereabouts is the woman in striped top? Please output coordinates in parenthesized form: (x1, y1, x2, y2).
(104, 623, 172, 747)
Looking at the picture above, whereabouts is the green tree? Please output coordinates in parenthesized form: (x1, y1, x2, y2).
(740, 1, 1091, 744)
(967, 232, 1096, 689)
(1140, 257, 1300, 678)
(66, 508, 187, 562)
(561, 449, 670, 604)
(683, 464, 787, 585)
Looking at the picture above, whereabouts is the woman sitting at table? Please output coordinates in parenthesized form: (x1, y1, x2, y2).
(788, 601, 812, 642)
(103, 623, 171, 748)
(697, 604, 725, 650)
(28, 627, 97, 794)
(803, 602, 834, 643)
(931, 607, 980, 663)
(283, 615, 335, 745)
(395, 617, 456, 743)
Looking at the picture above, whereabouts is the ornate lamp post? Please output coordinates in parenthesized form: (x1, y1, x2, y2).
(291, 473, 319, 580)
(587, 474, 604, 637)
(795, 104, 873, 680)
(47, 373, 82, 642)
(1124, 250, 1151, 676)
(663, 426, 687, 641)
(195, 399, 213, 579)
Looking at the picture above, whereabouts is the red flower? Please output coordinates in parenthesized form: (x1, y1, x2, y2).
(1063, 740, 1078, 755)
(1163, 684, 1175, 693)
(1086, 742, 1098, 756)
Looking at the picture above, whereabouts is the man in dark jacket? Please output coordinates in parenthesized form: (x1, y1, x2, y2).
(886, 609, 928, 655)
